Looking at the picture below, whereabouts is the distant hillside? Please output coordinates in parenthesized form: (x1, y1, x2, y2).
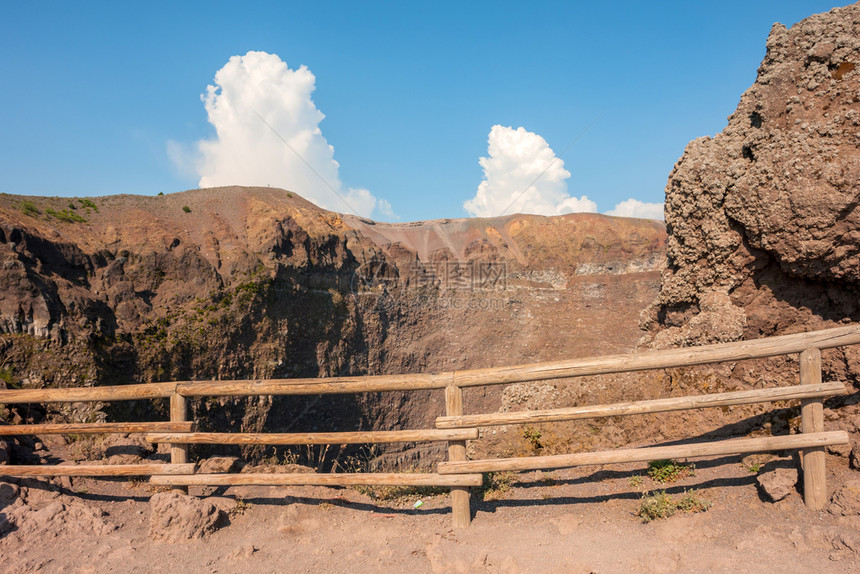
(0, 186, 666, 463)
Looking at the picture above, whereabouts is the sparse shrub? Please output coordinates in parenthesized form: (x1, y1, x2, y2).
(539, 472, 559, 486)
(647, 459, 695, 484)
(675, 490, 711, 514)
(0, 366, 15, 386)
(18, 201, 40, 217)
(523, 426, 543, 450)
(45, 208, 87, 223)
(67, 435, 106, 461)
(637, 490, 675, 522)
(748, 463, 761, 474)
(230, 497, 250, 516)
(637, 490, 711, 522)
(79, 198, 99, 212)
(628, 475, 644, 488)
(157, 191, 164, 196)
(480, 471, 517, 501)
(182, 205, 191, 213)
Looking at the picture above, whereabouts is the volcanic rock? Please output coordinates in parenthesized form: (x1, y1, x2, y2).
(198, 456, 243, 474)
(645, 3, 860, 349)
(757, 467, 798, 502)
(829, 479, 860, 516)
(148, 491, 225, 542)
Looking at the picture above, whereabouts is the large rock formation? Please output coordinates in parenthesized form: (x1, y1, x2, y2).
(644, 3, 860, 352)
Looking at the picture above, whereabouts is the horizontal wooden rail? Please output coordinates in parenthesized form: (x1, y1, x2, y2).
(437, 431, 849, 474)
(0, 421, 194, 436)
(174, 372, 454, 397)
(145, 429, 479, 445)
(150, 472, 483, 488)
(0, 382, 178, 404)
(436, 382, 846, 429)
(0, 463, 197, 477)
(452, 325, 860, 387)
(0, 326, 857, 403)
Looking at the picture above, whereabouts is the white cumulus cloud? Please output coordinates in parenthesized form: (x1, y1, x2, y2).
(171, 51, 391, 219)
(464, 125, 597, 218)
(606, 198, 664, 220)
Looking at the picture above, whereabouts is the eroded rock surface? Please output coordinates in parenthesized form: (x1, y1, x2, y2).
(148, 491, 225, 542)
(644, 3, 860, 350)
(756, 467, 798, 502)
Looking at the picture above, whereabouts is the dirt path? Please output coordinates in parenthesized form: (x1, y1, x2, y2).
(2, 453, 858, 573)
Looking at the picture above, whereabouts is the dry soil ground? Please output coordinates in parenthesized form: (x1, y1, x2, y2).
(2, 446, 859, 574)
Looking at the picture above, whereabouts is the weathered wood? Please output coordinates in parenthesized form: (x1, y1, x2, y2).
(169, 394, 189, 465)
(452, 325, 860, 387)
(0, 463, 196, 477)
(169, 393, 189, 494)
(0, 382, 177, 404)
(144, 429, 479, 445)
(175, 372, 455, 397)
(437, 431, 849, 474)
(0, 327, 857, 405)
(0, 421, 194, 436)
(435, 382, 846, 429)
(446, 384, 471, 529)
(150, 472, 483, 487)
(800, 348, 827, 510)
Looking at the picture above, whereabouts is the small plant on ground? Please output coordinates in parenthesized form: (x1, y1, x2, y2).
(230, 497, 250, 516)
(636, 490, 711, 522)
(647, 459, 695, 484)
(748, 463, 761, 473)
(523, 426, 543, 450)
(67, 435, 106, 461)
(628, 474, 644, 488)
(675, 490, 712, 514)
(182, 205, 191, 213)
(480, 471, 517, 501)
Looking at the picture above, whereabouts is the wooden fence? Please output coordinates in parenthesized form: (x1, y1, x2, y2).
(1, 325, 859, 528)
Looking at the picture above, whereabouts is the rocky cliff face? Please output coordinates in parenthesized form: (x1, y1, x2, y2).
(643, 3, 860, 352)
(629, 4, 860, 460)
(0, 187, 666, 462)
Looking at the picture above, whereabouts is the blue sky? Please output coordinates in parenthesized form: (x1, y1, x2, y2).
(0, 1, 851, 221)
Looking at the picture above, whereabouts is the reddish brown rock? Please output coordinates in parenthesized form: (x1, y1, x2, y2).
(645, 3, 860, 349)
(197, 456, 243, 474)
(757, 467, 798, 502)
(148, 491, 225, 542)
(829, 479, 860, 516)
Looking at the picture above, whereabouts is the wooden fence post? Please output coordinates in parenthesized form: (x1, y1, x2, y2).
(170, 393, 190, 493)
(445, 384, 471, 528)
(799, 347, 827, 510)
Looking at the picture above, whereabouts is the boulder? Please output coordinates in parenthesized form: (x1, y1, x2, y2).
(830, 479, 860, 516)
(148, 491, 225, 542)
(756, 467, 798, 502)
(197, 456, 243, 474)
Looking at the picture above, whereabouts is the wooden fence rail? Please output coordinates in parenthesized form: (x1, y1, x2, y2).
(1, 325, 859, 525)
(1, 325, 857, 404)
